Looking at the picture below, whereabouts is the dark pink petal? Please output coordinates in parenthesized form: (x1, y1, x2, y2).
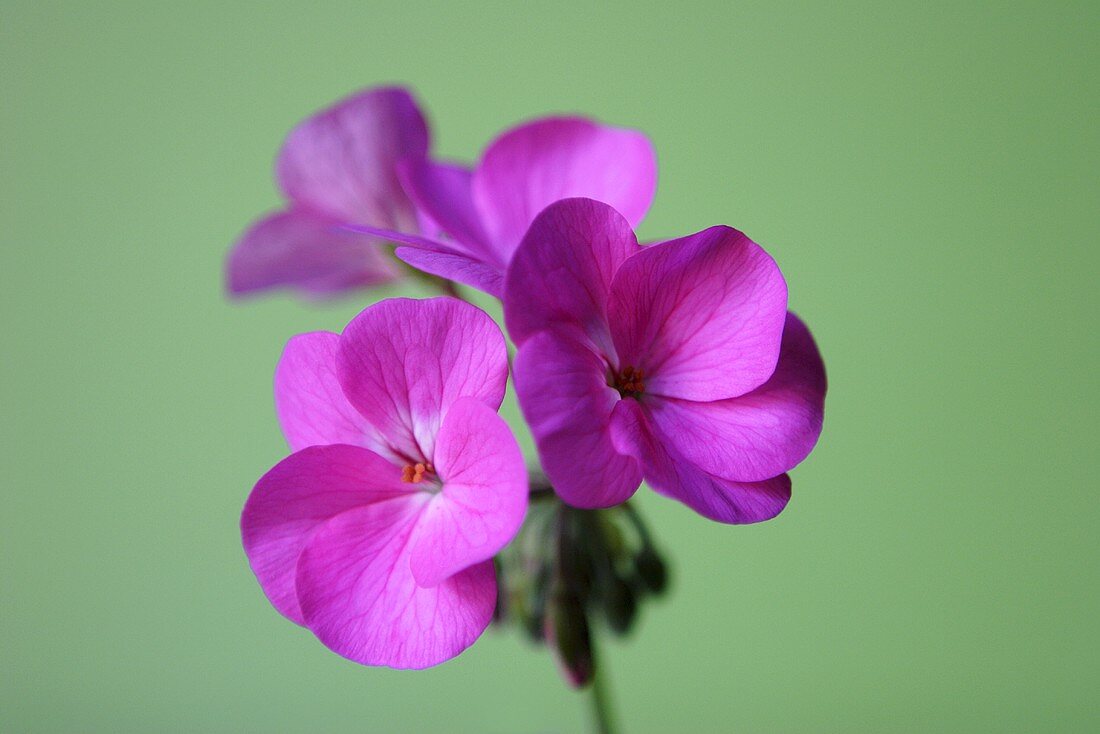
(240, 445, 413, 625)
(504, 198, 640, 348)
(409, 398, 528, 587)
(296, 499, 497, 669)
(514, 329, 642, 508)
(611, 400, 791, 524)
(608, 226, 788, 402)
(226, 210, 399, 298)
(273, 331, 391, 455)
(342, 221, 463, 253)
(398, 159, 497, 262)
(645, 313, 827, 482)
(395, 246, 505, 297)
(337, 298, 508, 462)
(276, 87, 428, 229)
(340, 222, 504, 295)
(472, 117, 657, 254)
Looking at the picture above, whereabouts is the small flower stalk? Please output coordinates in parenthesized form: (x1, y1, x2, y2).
(228, 85, 827, 730)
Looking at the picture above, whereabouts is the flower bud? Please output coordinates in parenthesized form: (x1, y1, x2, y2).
(557, 535, 593, 604)
(521, 561, 551, 643)
(634, 546, 669, 596)
(603, 577, 638, 635)
(546, 588, 593, 688)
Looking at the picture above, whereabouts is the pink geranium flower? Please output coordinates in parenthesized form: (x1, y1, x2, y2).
(240, 297, 528, 668)
(226, 87, 430, 298)
(349, 117, 657, 297)
(504, 198, 826, 523)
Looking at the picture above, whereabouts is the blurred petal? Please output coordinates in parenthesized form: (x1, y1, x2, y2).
(343, 219, 506, 296)
(409, 398, 528, 587)
(240, 445, 412, 625)
(610, 400, 791, 524)
(473, 117, 657, 253)
(646, 313, 827, 481)
(337, 298, 508, 461)
(504, 198, 639, 348)
(514, 329, 642, 508)
(398, 159, 496, 262)
(609, 226, 788, 402)
(226, 209, 399, 298)
(396, 246, 505, 297)
(296, 500, 496, 669)
(276, 87, 428, 229)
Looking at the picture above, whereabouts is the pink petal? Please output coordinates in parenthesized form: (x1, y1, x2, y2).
(504, 198, 640, 348)
(296, 499, 497, 669)
(472, 117, 657, 255)
(645, 312, 827, 482)
(395, 246, 505, 297)
(226, 209, 399, 298)
(514, 329, 642, 508)
(273, 331, 388, 454)
(409, 398, 528, 587)
(398, 159, 497, 263)
(608, 226, 788, 402)
(342, 221, 464, 254)
(336, 298, 509, 462)
(240, 445, 413, 625)
(276, 87, 428, 230)
(340, 222, 505, 296)
(611, 400, 791, 524)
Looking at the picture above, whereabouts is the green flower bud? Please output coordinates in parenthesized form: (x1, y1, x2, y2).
(546, 588, 593, 688)
(634, 546, 669, 595)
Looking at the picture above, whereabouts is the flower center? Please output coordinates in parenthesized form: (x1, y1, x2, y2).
(400, 462, 435, 484)
(611, 365, 645, 397)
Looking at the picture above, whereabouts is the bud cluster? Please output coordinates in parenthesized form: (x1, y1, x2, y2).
(495, 480, 669, 687)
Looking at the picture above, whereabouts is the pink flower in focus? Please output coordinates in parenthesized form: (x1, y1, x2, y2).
(504, 198, 826, 523)
(226, 87, 430, 298)
(240, 298, 528, 667)
(349, 117, 657, 297)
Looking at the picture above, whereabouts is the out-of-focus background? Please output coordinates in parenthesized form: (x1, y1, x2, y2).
(2, 2, 1096, 732)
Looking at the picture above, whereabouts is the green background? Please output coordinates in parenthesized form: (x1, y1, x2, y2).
(2, 1, 1096, 731)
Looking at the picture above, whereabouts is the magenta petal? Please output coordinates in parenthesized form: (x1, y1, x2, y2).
(340, 222, 504, 294)
(274, 331, 384, 453)
(342, 221, 473, 255)
(504, 198, 640, 348)
(646, 313, 827, 482)
(276, 87, 428, 229)
(514, 330, 642, 508)
(337, 298, 509, 462)
(610, 400, 791, 524)
(396, 247, 505, 297)
(609, 226, 788, 402)
(240, 445, 413, 625)
(226, 210, 399, 298)
(473, 117, 657, 254)
(398, 159, 497, 262)
(409, 398, 528, 587)
(296, 499, 497, 669)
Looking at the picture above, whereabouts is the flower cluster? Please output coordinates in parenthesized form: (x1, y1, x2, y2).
(231, 87, 826, 674)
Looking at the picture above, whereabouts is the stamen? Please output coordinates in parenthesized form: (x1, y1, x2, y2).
(611, 365, 646, 397)
(400, 462, 435, 484)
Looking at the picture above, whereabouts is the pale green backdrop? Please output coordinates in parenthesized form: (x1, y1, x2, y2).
(2, 1, 1096, 732)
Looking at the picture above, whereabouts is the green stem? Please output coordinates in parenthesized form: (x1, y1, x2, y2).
(588, 643, 619, 734)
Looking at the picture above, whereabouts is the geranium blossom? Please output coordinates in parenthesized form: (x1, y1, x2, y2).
(348, 117, 657, 297)
(504, 198, 826, 523)
(226, 87, 429, 298)
(240, 297, 528, 667)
